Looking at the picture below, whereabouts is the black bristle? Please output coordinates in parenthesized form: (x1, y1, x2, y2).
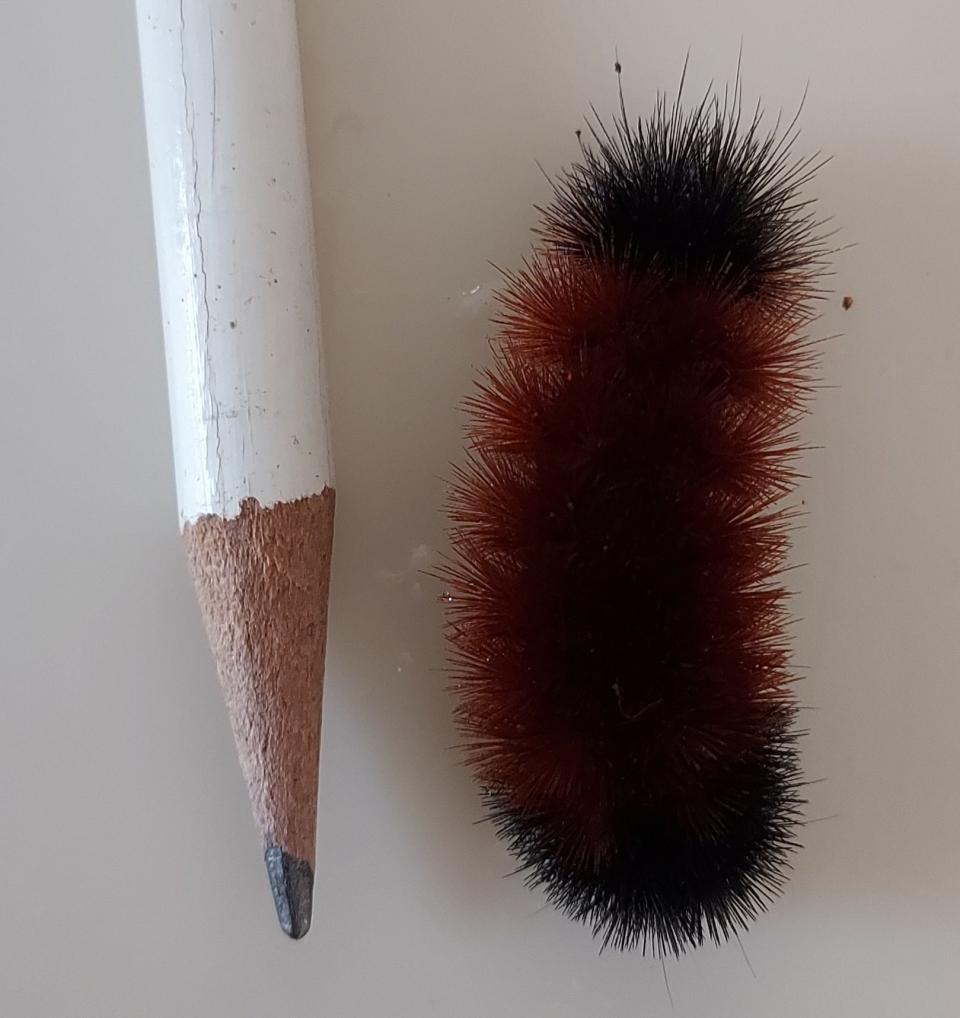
(485, 723, 804, 954)
(542, 79, 828, 300)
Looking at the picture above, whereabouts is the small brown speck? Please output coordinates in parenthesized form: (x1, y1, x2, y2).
(842, 296, 854, 311)
(229, 321, 237, 329)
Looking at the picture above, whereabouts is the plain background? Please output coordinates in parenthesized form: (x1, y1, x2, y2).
(2, 1, 959, 1015)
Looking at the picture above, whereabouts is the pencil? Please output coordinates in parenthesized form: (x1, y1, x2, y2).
(136, 0, 334, 939)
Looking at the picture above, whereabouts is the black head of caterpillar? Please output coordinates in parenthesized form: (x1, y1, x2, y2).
(543, 70, 828, 304)
(444, 72, 828, 956)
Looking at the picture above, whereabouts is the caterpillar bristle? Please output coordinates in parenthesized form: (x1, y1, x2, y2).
(443, 75, 827, 956)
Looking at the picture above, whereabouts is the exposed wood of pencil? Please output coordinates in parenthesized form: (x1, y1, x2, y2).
(184, 490, 335, 939)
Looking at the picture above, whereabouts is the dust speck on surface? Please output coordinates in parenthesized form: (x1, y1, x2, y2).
(409, 545, 431, 570)
(376, 544, 434, 589)
(842, 295, 854, 310)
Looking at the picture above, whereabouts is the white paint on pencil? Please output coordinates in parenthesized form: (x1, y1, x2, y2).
(136, 0, 333, 527)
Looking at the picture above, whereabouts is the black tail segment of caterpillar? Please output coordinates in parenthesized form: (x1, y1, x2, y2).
(442, 68, 829, 956)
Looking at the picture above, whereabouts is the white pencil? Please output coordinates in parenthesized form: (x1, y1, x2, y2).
(136, 0, 334, 939)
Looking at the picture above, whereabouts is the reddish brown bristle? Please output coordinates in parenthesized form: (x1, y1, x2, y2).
(443, 81, 826, 955)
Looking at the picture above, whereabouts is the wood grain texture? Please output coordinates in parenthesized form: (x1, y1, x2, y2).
(184, 490, 335, 863)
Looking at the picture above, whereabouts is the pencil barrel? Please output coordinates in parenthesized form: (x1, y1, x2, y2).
(136, 0, 333, 526)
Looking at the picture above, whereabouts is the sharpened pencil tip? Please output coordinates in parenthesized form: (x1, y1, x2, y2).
(264, 842, 314, 940)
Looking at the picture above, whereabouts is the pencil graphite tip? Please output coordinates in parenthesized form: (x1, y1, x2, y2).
(264, 842, 314, 940)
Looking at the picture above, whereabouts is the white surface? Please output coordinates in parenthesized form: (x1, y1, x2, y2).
(1, 1, 960, 1016)
(137, 0, 332, 525)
